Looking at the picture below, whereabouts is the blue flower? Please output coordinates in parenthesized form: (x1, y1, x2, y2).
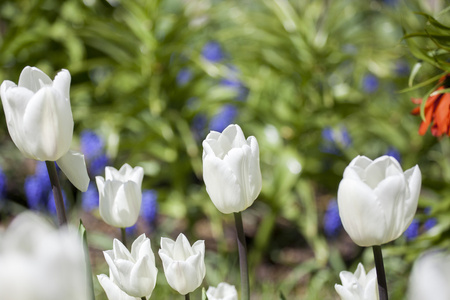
(321, 126, 352, 154)
(24, 162, 52, 211)
(177, 68, 193, 86)
(80, 130, 104, 160)
(209, 104, 238, 132)
(81, 182, 99, 212)
(404, 219, 420, 241)
(202, 41, 225, 63)
(0, 167, 6, 198)
(89, 154, 110, 176)
(323, 199, 342, 238)
(47, 189, 69, 215)
(220, 78, 248, 101)
(126, 223, 138, 235)
(362, 74, 379, 93)
(141, 189, 158, 224)
(395, 60, 409, 76)
(385, 147, 401, 163)
(25, 175, 48, 211)
(424, 207, 437, 231)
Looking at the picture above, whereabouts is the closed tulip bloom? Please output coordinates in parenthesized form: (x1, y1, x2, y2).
(158, 233, 206, 295)
(408, 250, 450, 300)
(96, 163, 144, 228)
(206, 282, 238, 300)
(202, 124, 262, 214)
(338, 155, 421, 247)
(100, 234, 158, 298)
(0, 66, 89, 191)
(335, 263, 378, 300)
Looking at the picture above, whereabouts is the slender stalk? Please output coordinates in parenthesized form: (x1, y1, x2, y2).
(45, 161, 67, 226)
(373, 245, 388, 300)
(185, 294, 190, 300)
(121, 227, 127, 248)
(234, 212, 250, 300)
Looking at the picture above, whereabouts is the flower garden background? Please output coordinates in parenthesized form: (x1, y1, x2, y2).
(0, 0, 449, 299)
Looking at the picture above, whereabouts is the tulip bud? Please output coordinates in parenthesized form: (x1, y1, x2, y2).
(408, 250, 450, 300)
(96, 163, 144, 228)
(100, 234, 158, 298)
(337, 155, 421, 247)
(335, 263, 378, 300)
(202, 124, 262, 214)
(0, 66, 89, 191)
(158, 233, 206, 295)
(206, 282, 238, 300)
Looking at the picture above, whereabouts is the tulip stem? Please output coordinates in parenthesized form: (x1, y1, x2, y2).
(45, 161, 67, 226)
(373, 245, 388, 300)
(185, 294, 190, 300)
(234, 212, 250, 300)
(121, 227, 127, 248)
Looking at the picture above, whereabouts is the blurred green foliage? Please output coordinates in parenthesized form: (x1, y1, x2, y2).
(0, 0, 449, 299)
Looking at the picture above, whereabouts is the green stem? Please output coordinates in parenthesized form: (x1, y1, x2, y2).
(373, 245, 388, 300)
(121, 227, 127, 248)
(45, 161, 67, 226)
(234, 212, 250, 300)
(185, 293, 190, 300)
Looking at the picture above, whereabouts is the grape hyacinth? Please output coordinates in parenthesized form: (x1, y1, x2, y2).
(0, 167, 6, 199)
(141, 189, 158, 224)
(324, 199, 342, 238)
(321, 126, 352, 154)
(81, 182, 99, 212)
(202, 41, 225, 62)
(385, 147, 401, 163)
(24, 161, 51, 211)
(80, 130, 104, 160)
(362, 74, 379, 93)
(404, 219, 420, 241)
(177, 68, 193, 86)
(209, 104, 238, 132)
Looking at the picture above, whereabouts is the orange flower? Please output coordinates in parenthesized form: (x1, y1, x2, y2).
(411, 74, 450, 136)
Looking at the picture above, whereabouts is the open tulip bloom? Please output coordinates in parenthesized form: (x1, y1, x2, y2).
(335, 263, 378, 300)
(0, 66, 89, 192)
(338, 155, 421, 300)
(337, 155, 421, 247)
(206, 282, 238, 300)
(98, 234, 158, 299)
(158, 233, 206, 296)
(96, 163, 144, 228)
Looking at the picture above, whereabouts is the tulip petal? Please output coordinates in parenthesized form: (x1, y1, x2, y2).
(173, 233, 194, 261)
(364, 156, 402, 189)
(373, 174, 407, 241)
(128, 256, 157, 297)
(160, 237, 175, 257)
(203, 155, 241, 214)
(1, 84, 35, 158)
(247, 136, 262, 203)
(18, 66, 52, 92)
(403, 165, 421, 230)
(52, 69, 71, 101)
(56, 150, 90, 192)
(23, 87, 73, 160)
(97, 274, 139, 300)
(338, 178, 387, 246)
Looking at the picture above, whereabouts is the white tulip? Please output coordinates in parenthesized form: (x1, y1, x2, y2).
(408, 250, 450, 300)
(206, 282, 238, 300)
(0, 212, 89, 300)
(100, 234, 158, 298)
(335, 263, 378, 300)
(0, 66, 89, 191)
(202, 124, 262, 214)
(158, 233, 206, 295)
(96, 163, 144, 228)
(337, 155, 421, 247)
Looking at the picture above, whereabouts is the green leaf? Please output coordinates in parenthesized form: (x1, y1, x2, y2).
(79, 220, 95, 300)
